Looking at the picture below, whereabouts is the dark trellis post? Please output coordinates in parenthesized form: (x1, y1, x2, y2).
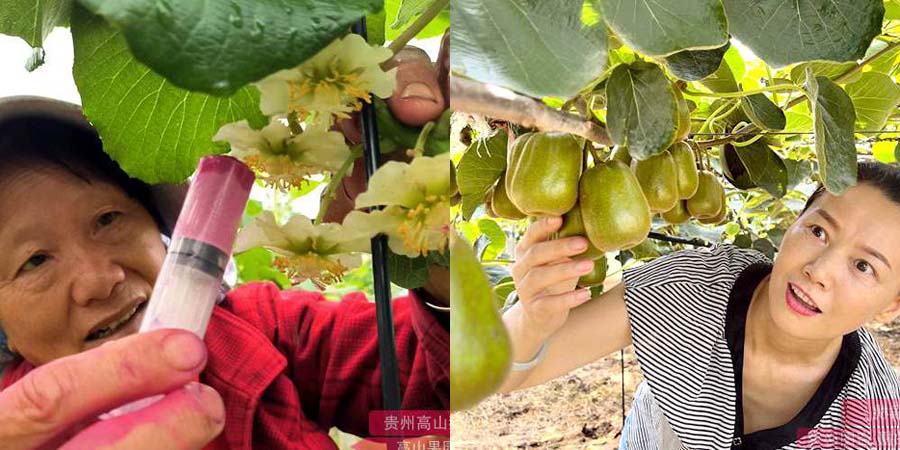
(353, 19, 403, 411)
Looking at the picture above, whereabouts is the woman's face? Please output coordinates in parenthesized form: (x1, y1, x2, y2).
(768, 183, 900, 340)
(0, 166, 165, 366)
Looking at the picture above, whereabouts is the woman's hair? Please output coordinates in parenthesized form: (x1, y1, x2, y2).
(0, 116, 167, 232)
(802, 161, 900, 213)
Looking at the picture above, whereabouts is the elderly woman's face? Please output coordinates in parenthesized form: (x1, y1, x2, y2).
(768, 183, 900, 340)
(0, 166, 165, 365)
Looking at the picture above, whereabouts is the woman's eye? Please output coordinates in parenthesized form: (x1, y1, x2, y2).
(855, 260, 875, 276)
(97, 211, 123, 228)
(19, 254, 49, 274)
(809, 225, 827, 241)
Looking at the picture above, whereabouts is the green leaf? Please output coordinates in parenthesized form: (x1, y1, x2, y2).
(724, 222, 740, 237)
(783, 110, 813, 134)
(733, 232, 753, 249)
(0, 0, 71, 53)
(384, 0, 448, 40)
(366, 8, 387, 46)
(740, 94, 786, 131)
(429, 247, 450, 268)
(752, 237, 777, 259)
(699, 50, 739, 93)
(767, 228, 786, 247)
(581, 1, 601, 26)
(846, 72, 900, 130)
(477, 219, 507, 261)
(723, 0, 883, 68)
(77, 0, 382, 96)
(493, 280, 516, 308)
(864, 40, 900, 74)
(451, 0, 607, 98)
(784, 158, 814, 189)
(387, 251, 430, 289)
(385, 250, 447, 289)
(607, 61, 678, 160)
(664, 42, 729, 81)
(71, 6, 266, 184)
(456, 130, 509, 219)
(887, 0, 900, 19)
(390, 0, 429, 28)
(723, 45, 746, 84)
(805, 72, 859, 194)
(732, 140, 789, 197)
(241, 199, 264, 227)
(629, 239, 660, 260)
(872, 140, 899, 163)
(788, 61, 859, 85)
(235, 247, 292, 289)
(594, 0, 727, 57)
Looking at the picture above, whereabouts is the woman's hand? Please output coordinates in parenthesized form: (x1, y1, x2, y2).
(0, 330, 224, 450)
(509, 217, 596, 340)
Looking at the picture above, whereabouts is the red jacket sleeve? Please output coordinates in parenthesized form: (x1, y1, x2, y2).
(224, 282, 449, 437)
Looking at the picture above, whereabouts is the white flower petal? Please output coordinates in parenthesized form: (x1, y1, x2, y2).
(256, 72, 293, 116)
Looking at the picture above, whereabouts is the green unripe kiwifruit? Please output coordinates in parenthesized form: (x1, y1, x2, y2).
(698, 185, 728, 225)
(558, 203, 605, 260)
(662, 200, 691, 224)
(670, 141, 699, 199)
(687, 171, 725, 219)
(506, 132, 583, 216)
(611, 145, 632, 165)
(450, 232, 512, 412)
(580, 160, 651, 252)
(578, 254, 608, 288)
(634, 150, 679, 213)
(489, 172, 526, 220)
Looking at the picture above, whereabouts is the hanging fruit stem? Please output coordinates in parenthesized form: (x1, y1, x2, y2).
(588, 144, 603, 165)
(315, 146, 364, 224)
(388, 0, 450, 54)
(682, 84, 800, 99)
(413, 120, 436, 156)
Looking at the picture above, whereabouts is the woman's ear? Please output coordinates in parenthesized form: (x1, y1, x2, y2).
(874, 296, 900, 324)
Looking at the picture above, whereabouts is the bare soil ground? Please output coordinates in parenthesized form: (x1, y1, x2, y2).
(451, 323, 900, 450)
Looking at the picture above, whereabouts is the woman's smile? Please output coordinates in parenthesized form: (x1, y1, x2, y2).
(785, 282, 822, 317)
(84, 299, 148, 344)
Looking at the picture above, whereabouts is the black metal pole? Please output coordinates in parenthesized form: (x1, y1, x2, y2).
(352, 19, 403, 411)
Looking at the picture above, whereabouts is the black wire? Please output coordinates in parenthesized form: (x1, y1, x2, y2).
(620, 348, 625, 429)
(352, 19, 402, 412)
(647, 231, 712, 248)
(615, 251, 628, 431)
(690, 129, 900, 137)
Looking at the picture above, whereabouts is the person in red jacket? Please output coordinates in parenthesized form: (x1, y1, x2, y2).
(0, 96, 449, 450)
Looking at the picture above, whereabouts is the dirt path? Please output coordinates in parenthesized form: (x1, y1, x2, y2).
(451, 324, 900, 449)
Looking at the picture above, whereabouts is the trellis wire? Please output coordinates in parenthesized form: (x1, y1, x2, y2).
(691, 129, 900, 143)
(352, 19, 402, 411)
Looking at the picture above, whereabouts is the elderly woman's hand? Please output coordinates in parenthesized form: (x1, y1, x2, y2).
(509, 217, 596, 340)
(0, 330, 224, 450)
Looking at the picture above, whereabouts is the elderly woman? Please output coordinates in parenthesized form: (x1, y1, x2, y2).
(0, 96, 449, 450)
(504, 160, 900, 449)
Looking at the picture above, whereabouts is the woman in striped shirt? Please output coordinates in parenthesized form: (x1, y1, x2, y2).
(500, 161, 900, 449)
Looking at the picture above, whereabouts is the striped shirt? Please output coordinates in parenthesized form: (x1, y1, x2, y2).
(619, 244, 900, 450)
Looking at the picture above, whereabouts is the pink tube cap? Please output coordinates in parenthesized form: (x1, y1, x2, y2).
(172, 156, 255, 254)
